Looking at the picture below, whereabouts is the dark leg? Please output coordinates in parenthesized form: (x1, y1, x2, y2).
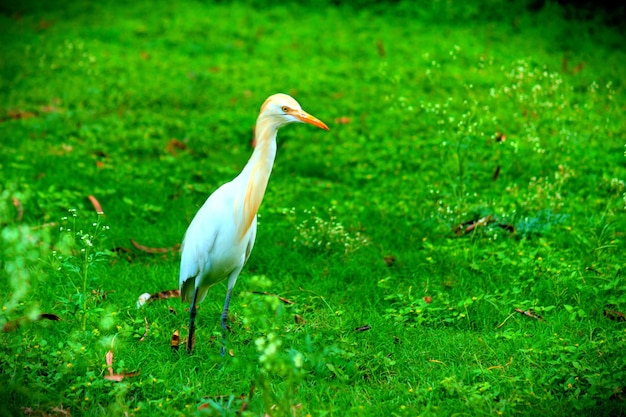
(220, 286, 234, 356)
(187, 286, 199, 353)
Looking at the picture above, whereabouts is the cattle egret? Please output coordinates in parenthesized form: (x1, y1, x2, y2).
(179, 94, 329, 354)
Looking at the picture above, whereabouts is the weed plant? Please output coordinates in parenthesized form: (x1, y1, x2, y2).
(1, 0, 625, 416)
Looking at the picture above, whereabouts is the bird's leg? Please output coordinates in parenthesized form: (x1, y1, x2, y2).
(187, 286, 199, 353)
(220, 286, 234, 356)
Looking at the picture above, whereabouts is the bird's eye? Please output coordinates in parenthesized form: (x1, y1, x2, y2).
(281, 106, 289, 113)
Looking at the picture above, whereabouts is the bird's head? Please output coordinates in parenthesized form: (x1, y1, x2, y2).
(259, 93, 329, 131)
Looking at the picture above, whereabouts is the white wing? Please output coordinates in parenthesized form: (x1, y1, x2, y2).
(179, 180, 256, 304)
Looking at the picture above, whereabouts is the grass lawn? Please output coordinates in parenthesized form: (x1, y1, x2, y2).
(1, 0, 625, 415)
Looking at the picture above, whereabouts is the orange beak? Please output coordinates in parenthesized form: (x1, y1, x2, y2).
(292, 109, 330, 131)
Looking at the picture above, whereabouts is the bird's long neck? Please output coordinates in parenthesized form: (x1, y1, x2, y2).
(237, 116, 278, 238)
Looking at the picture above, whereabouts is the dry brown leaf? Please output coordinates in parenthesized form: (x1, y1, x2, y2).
(3, 318, 24, 332)
(130, 238, 180, 254)
(106, 350, 114, 375)
(571, 62, 585, 75)
(171, 330, 180, 351)
(12, 196, 23, 221)
(151, 289, 181, 300)
(40, 105, 61, 113)
(165, 138, 186, 156)
(251, 291, 293, 304)
(104, 349, 139, 381)
(37, 18, 54, 31)
(87, 195, 104, 215)
(294, 314, 306, 325)
(6, 109, 37, 121)
(376, 39, 386, 57)
(104, 371, 140, 382)
(2, 313, 61, 332)
(383, 255, 396, 267)
(604, 309, 626, 322)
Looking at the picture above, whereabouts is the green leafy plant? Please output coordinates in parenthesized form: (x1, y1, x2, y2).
(284, 206, 369, 256)
(49, 210, 112, 331)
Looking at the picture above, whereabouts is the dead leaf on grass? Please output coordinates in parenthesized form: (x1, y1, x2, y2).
(171, 330, 180, 351)
(5, 109, 36, 121)
(376, 39, 386, 57)
(37, 18, 54, 31)
(12, 196, 23, 221)
(104, 349, 139, 381)
(335, 116, 352, 125)
(251, 291, 293, 304)
(87, 195, 104, 215)
(130, 238, 180, 254)
(3, 313, 61, 333)
(40, 105, 61, 114)
(165, 138, 186, 156)
(604, 309, 626, 322)
(571, 62, 585, 75)
(383, 255, 396, 267)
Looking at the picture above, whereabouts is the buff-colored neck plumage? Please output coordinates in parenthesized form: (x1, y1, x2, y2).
(236, 111, 278, 239)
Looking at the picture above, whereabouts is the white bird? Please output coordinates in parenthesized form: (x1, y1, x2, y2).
(179, 93, 329, 354)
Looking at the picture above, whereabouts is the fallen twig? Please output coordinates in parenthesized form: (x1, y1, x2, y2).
(514, 308, 543, 321)
(138, 317, 149, 342)
(251, 291, 294, 304)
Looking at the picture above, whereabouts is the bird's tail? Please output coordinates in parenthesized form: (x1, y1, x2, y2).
(180, 277, 196, 303)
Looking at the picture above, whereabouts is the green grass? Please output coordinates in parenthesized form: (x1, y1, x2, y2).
(1, 0, 625, 415)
